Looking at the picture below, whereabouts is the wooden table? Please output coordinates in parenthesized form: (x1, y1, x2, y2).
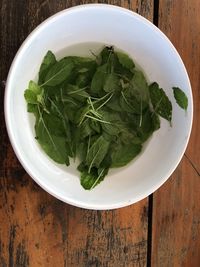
(1, 1, 199, 266)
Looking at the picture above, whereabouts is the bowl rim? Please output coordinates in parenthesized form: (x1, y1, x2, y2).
(4, 4, 193, 210)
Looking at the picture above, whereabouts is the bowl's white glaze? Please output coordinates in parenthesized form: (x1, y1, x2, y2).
(4, 4, 193, 210)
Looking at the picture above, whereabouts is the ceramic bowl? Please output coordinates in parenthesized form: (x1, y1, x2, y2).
(4, 4, 193, 210)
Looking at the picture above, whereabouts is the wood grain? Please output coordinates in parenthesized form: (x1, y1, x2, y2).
(0, 1, 153, 266)
(151, 0, 200, 266)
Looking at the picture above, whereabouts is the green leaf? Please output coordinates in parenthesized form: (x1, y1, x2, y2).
(24, 89, 38, 104)
(116, 51, 135, 69)
(27, 103, 37, 113)
(137, 110, 155, 142)
(35, 107, 69, 164)
(77, 141, 87, 162)
(61, 56, 97, 82)
(78, 68, 88, 73)
(90, 64, 108, 95)
(28, 80, 41, 94)
(100, 151, 112, 169)
(48, 97, 74, 157)
(44, 113, 65, 137)
(38, 51, 56, 84)
(71, 125, 81, 157)
(65, 56, 94, 65)
(149, 82, 172, 122)
(80, 166, 108, 190)
(111, 142, 142, 167)
(101, 123, 119, 136)
(100, 46, 114, 65)
(65, 84, 90, 102)
(90, 120, 101, 133)
(44, 59, 74, 86)
(152, 113, 160, 131)
(130, 70, 149, 104)
(119, 130, 142, 145)
(76, 74, 89, 87)
(103, 73, 120, 92)
(80, 120, 94, 139)
(86, 135, 110, 171)
(114, 54, 133, 80)
(74, 105, 90, 125)
(106, 93, 122, 111)
(99, 109, 122, 136)
(24, 81, 42, 107)
(173, 87, 188, 110)
(120, 89, 141, 114)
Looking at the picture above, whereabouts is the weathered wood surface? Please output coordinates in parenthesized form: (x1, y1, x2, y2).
(152, 0, 200, 266)
(0, 1, 154, 266)
(1, 0, 200, 266)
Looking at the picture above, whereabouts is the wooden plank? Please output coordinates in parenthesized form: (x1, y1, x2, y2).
(158, 0, 200, 173)
(152, 0, 200, 266)
(0, 1, 153, 266)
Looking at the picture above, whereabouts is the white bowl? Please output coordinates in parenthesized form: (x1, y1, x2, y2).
(4, 4, 193, 210)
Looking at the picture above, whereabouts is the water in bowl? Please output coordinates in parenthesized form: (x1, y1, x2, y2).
(28, 42, 153, 178)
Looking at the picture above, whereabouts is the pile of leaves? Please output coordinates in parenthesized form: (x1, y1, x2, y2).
(24, 46, 188, 189)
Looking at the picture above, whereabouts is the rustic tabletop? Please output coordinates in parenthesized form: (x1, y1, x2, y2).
(1, 1, 200, 266)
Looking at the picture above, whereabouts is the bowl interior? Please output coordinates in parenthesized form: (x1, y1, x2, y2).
(5, 5, 193, 209)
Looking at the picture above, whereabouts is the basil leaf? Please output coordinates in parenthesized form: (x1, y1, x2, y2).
(149, 82, 172, 122)
(80, 166, 108, 190)
(100, 46, 114, 65)
(116, 51, 135, 69)
(80, 120, 94, 139)
(173, 87, 188, 110)
(137, 110, 155, 142)
(27, 103, 37, 113)
(130, 70, 149, 104)
(111, 142, 142, 167)
(99, 109, 122, 135)
(103, 73, 120, 92)
(24, 81, 43, 109)
(106, 93, 122, 111)
(91, 64, 108, 95)
(152, 113, 160, 130)
(90, 120, 101, 133)
(44, 59, 74, 86)
(120, 90, 141, 114)
(119, 131, 142, 145)
(38, 51, 56, 84)
(35, 107, 69, 164)
(86, 135, 110, 171)
(65, 84, 90, 102)
(24, 90, 38, 104)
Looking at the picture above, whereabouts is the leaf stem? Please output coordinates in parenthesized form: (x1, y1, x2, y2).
(87, 135, 91, 158)
(151, 95, 164, 117)
(96, 93, 113, 111)
(67, 86, 88, 95)
(62, 98, 78, 106)
(91, 168, 105, 189)
(88, 150, 101, 173)
(116, 73, 130, 83)
(121, 91, 133, 110)
(139, 98, 143, 127)
(85, 115, 112, 124)
(88, 97, 95, 111)
(37, 106, 58, 152)
(40, 67, 66, 87)
(48, 97, 62, 117)
(93, 92, 112, 103)
(90, 109, 102, 119)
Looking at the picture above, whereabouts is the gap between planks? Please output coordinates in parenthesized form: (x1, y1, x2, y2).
(147, 1, 160, 266)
